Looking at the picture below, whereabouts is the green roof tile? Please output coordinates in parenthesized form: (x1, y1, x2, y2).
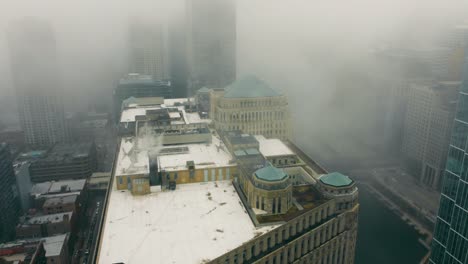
(254, 165, 288, 182)
(320, 172, 353, 187)
(224, 75, 281, 98)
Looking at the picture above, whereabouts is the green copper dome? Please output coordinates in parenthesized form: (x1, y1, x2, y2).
(224, 75, 281, 98)
(254, 165, 288, 182)
(320, 172, 353, 187)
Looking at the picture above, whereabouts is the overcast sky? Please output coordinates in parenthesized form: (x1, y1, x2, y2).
(1, 0, 467, 159)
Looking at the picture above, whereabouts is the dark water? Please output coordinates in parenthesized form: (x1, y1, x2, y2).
(355, 185, 428, 264)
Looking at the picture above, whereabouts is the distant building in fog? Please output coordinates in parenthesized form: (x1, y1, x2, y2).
(129, 18, 171, 81)
(186, 0, 236, 93)
(212, 76, 292, 140)
(7, 18, 67, 147)
(430, 53, 468, 264)
(402, 81, 459, 188)
(113, 73, 172, 121)
(0, 143, 21, 242)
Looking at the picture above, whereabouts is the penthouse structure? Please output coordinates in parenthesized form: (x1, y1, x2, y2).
(212, 76, 292, 140)
(29, 143, 97, 182)
(96, 94, 358, 263)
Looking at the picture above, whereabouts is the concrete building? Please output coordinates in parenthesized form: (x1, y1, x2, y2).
(186, 0, 236, 92)
(29, 142, 97, 182)
(16, 212, 74, 239)
(402, 81, 459, 188)
(0, 144, 21, 242)
(0, 234, 69, 264)
(13, 162, 33, 213)
(129, 18, 171, 81)
(430, 52, 468, 264)
(7, 18, 66, 147)
(113, 74, 172, 121)
(213, 76, 292, 140)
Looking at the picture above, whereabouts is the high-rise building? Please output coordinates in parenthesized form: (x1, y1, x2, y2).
(212, 75, 292, 140)
(186, 0, 236, 93)
(7, 18, 67, 147)
(0, 143, 21, 242)
(402, 81, 459, 188)
(430, 54, 468, 264)
(113, 73, 173, 121)
(129, 18, 171, 81)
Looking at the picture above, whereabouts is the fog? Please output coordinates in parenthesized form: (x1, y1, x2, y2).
(1, 0, 467, 165)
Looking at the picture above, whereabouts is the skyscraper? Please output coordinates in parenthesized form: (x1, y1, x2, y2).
(0, 143, 21, 242)
(7, 18, 66, 147)
(186, 0, 236, 93)
(430, 53, 468, 263)
(129, 18, 171, 81)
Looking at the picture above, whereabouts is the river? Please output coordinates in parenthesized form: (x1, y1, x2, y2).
(355, 184, 428, 264)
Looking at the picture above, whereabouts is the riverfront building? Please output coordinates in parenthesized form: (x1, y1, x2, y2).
(96, 91, 358, 263)
(430, 55, 468, 264)
(402, 81, 459, 188)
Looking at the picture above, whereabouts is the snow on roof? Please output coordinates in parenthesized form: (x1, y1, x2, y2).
(158, 135, 235, 172)
(163, 98, 189, 106)
(43, 234, 67, 257)
(185, 112, 212, 124)
(30, 179, 86, 196)
(115, 138, 149, 177)
(255, 135, 294, 157)
(98, 181, 277, 264)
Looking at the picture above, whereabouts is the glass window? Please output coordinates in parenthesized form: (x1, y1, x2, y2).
(442, 172, 459, 200)
(451, 121, 468, 149)
(446, 147, 464, 175)
(433, 220, 450, 245)
(455, 181, 468, 210)
(438, 196, 454, 223)
(456, 94, 468, 123)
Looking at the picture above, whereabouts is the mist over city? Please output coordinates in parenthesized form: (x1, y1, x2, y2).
(0, 0, 468, 264)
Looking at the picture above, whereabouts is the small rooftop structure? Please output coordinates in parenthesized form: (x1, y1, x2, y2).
(224, 76, 281, 98)
(255, 135, 294, 157)
(157, 134, 234, 172)
(254, 164, 288, 182)
(319, 172, 353, 187)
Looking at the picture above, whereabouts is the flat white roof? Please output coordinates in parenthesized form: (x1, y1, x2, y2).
(98, 181, 276, 264)
(43, 234, 67, 257)
(115, 137, 149, 177)
(158, 135, 234, 172)
(255, 135, 294, 157)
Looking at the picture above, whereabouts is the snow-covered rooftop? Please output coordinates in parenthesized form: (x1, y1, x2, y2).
(98, 181, 277, 264)
(120, 106, 161, 123)
(115, 137, 149, 177)
(158, 134, 234, 172)
(43, 234, 67, 257)
(255, 135, 294, 157)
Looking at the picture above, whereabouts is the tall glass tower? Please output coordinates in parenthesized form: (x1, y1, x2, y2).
(430, 51, 468, 263)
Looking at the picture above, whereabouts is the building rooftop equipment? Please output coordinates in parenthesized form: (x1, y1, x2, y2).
(98, 181, 277, 264)
(319, 172, 353, 187)
(223, 75, 281, 98)
(157, 134, 234, 172)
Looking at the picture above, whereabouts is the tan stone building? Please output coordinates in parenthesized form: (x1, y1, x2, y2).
(213, 76, 292, 140)
(402, 81, 459, 188)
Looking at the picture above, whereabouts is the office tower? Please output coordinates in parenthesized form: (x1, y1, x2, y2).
(0, 143, 21, 242)
(113, 73, 172, 122)
(212, 75, 292, 140)
(129, 18, 171, 81)
(430, 54, 468, 264)
(402, 81, 459, 188)
(7, 18, 66, 147)
(186, 0, 236, 93)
